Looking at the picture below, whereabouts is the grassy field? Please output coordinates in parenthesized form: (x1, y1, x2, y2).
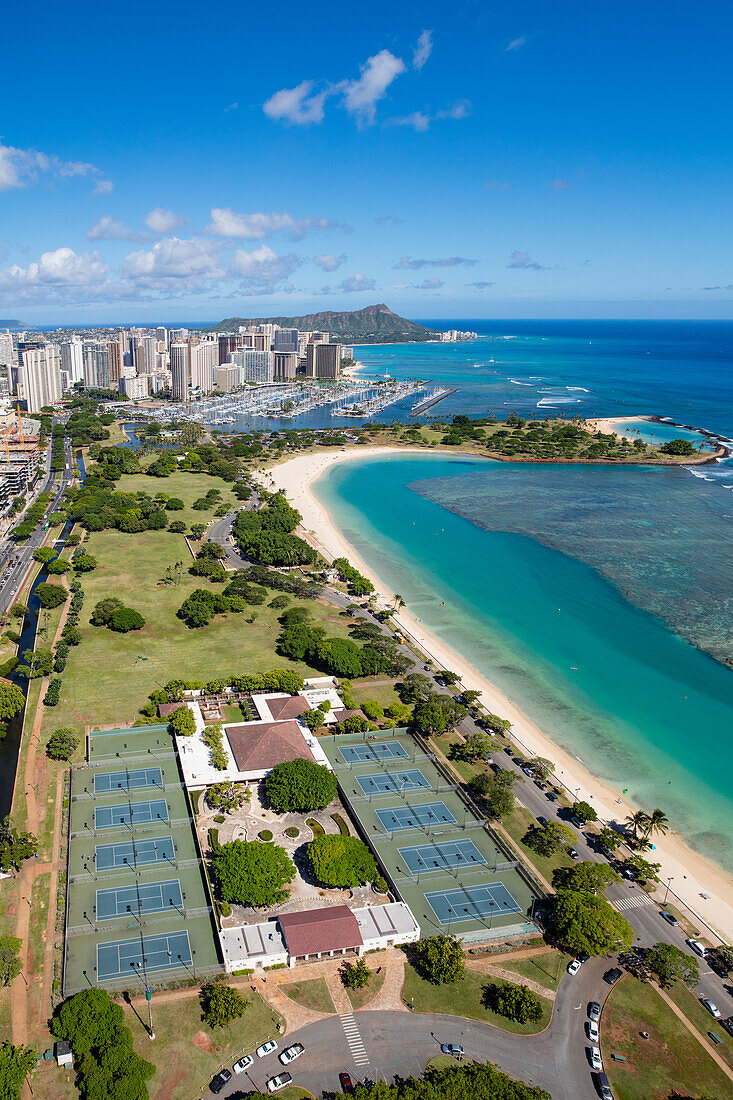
(665, 979, 733, 1071)
(282, 977, 336, 1015)
(349, 677, 403, 712)
(501, 804, 574, 883)
(402, 960, 552, 1035)
(44, 470, 353, 734)
(603, 974, 733, 1100)
(497, 950, 572, 992)
(345, 963, 386, 1010)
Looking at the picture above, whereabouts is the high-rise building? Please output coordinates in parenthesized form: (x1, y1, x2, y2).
(155, 327, 168, 346)
(243, 350, 274, 383)
(273, 351, 298, 380)
(309, 331, 329, 346)
(218, 334, 243, 362)
(306, 342, 341, 379)
(83, 343, 111, 389)
(273, 328, 299, 353)
(0, 332, 14, 368)
(21, 346, 62, 411)
(120, 375, 150, 399)
(60, 339, 84, 384)
(214, 365, 242, 392)
(190, 340, 217, 393)
(170, 342, 190, 401)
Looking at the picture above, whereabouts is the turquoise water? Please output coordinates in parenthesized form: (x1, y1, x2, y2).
(609, 418, 713, 446)
(314, 453, 733, 870)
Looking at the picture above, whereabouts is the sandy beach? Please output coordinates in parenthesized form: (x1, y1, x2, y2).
(585, 415, 648, 435)
(260, 446, 733, 942)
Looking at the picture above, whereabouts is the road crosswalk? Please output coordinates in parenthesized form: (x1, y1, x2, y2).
(614, 893, 654, 911)
(340, 1013, 370, 1067)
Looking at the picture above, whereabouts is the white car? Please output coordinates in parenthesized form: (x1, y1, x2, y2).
(232, 1055, 253, 1073)
(687, 938, 708, 958)
(267, 1072, 293, 1092)
(587, 1020, 599, 1042)
(567, 959, 582, 975)
(590, 1046, 603, 1072)
(702, 998, 722, 1019)
(257, 1040, 278, 1058)
(279, 1043, 304, 1065)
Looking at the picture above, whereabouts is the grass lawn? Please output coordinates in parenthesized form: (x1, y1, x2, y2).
(497, 950, 572, 992)
(349, 677, 402, 712)
(402, 960, 552, 1035)
(282, 977, 336, 1015)
(501, 804, 574, 884)
(665, 980, 733, 1071)
(345, 963, 386, 1010)
(603, 974, 733, 1100)
(44, 471, 353, 734)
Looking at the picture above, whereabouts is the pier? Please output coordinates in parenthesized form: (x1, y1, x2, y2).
(409, 387, 457, 415)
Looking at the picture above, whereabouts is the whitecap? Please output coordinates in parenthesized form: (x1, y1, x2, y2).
(566, 386, 590, 392)
(509, 379, 533, 386)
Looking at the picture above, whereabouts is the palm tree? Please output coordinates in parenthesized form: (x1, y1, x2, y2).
(645, 808, 669, 839)
(625, 810, 651, 843)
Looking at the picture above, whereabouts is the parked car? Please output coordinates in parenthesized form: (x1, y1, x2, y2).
(588, 1001, 601, 1023)
(545, 791, 559, 802)
(567, 959, 582, 975)
(587, 1020, 600, 1042)
(257, 1040, 278, 1058)
(568, 847, 580, 860)
(521, 765, 535, 777)
(209, 1069, 232, 1094)
(721, 1017, 733, 1037)
(570, 815, 585, 828)
(267, 1072, 293, 1092)
(279, 1043, 304, 1065)
(534, 779, 546, 791)
(604, 967, 623, 985)
(441, 1043, 465, 1056)
(537, 816, 548, 827)
(686, 938, 708, 958)
(660, 910, 679, 926)
(596, 1071, 613, 1100)
(589, 1046, 603, 1072)
(233, 1055, 253, 1073)
(702, 998, 722, 1019)
(339, 1072, 355, 1094)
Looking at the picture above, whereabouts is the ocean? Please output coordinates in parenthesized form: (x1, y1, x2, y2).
(312, 320, 733, 871)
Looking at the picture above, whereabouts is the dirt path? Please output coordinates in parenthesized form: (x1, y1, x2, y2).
(465, 957, 557, 1001)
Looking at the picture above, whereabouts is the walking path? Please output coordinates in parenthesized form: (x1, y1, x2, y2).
(653, 981, 733, 1085)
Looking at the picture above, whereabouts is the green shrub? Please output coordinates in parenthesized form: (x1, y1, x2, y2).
(258, 829, 273, 841)
(306, 818, 325, 838)
(331, 812, 350, 836)
(307, 834, 377, 888)
(285, 827, 300, 838)
(43, 679, 62, 707)
(46, 727, 80, 760)
(214, 814, 226, 824)
(208, 828, 220, 850)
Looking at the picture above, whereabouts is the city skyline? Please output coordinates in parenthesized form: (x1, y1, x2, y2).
(2, 0, 733, 322)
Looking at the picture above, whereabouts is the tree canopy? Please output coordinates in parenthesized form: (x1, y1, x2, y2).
(0, 1042, 37, 1100)
(552, 862, 620, 895)
(0, 685, 25, 722)
(265, 759, 337, 813)
(546, 890, 634, 956)
(484, 980, 543, 1023)
(35, 583, 67, 609)
(411, 935, 466, 985)
(200, 982, 248, 1028)
(307, 834, 377, 888)
(212, 840, 295, 908)
(643, 942, 699, 989)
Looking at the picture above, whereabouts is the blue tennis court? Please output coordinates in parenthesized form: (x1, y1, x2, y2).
(94, 800, 169, 830)
(94, 767, 163, 794)
(340, 741, 409, 764)
(356, 769, 430, 795)
(425, 882, 521, 925)
(96, 879, 183, 919)
(95, 836, 175, 871)
(96, 930, 192, 981)
(376, 801, 456, 831)
(398, 838, 486, 874)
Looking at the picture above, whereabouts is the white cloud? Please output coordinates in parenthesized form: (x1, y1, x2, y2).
(390, 111, 431, 132)
(506, 36, 526, 51)
(507, 250, 549, 271)
(207, 208, 350, 240)
(314, 253, 347, 272)
(263, 80, 330, 125)
(224, 102, 239, 112)
(375, 214, 404, 225)
(388, 100, 471, 132)
(411, 277, 444, 290)
(86, 215, 142, 242)
(229, 245, 302, 285)
(341, 50, 406, 124)
(0, 247, 110, 302)
(550, 178, 571, 190)
(339, 273, 376, 293)
(123, 237, 225, 281)
(144, 208, 183, 234)
(93, 179, 114, 194)
(393, 255, 476, 270)
(413, 30, 433, 70)
(0, 141, 106, 192)
(436, 100, 471, 120)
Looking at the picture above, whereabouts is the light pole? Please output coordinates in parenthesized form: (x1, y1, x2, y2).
(664, 876, 673, 905)
(145, 985, 155, 1040)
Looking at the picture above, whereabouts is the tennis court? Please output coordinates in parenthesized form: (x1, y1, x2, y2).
(96, 930, 192, 981)
(340, 740, 409, 764)
(94, 799, 169, 829)
(94, 767, 163, 794)
(425, 882, 521, 925)
(376, 801, 456, 831)
(97, 879, 183, 920)
(398, 838, 486, 874)
(355, 768, 431, 795)
(95, 836, 176, 871)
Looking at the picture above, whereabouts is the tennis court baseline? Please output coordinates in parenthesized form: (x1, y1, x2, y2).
(95, 836, 175, 871)
(355, 768, 430, 795)
(94, 767, 163, 794)
(94, 800, 169, 830)
(425, 882, 521, 925)
(96, 879, 183, 919)
(376, 801, 456, 831)
(96, 930, 191, 981)
(398, 838, 486, 874)
(340, 741, 409, 764)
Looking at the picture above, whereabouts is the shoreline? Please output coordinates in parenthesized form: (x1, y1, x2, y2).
(260, 446, 733, 942)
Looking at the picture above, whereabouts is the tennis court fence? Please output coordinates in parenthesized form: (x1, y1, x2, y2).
(66, 905, 214, 937)
(63, 961, 225, 998)
(70, 815, 193, 839)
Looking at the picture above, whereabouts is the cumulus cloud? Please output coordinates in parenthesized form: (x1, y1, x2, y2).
(506, 36, 526, 51)
(389, 111, 431, 132)
(375, 214, 404, 225)
(314, 253, 347, 272)
(229, 245, 302, 285)
(86, 216, 143, 242)
(207, 208, 351, 241)
(341, 50, 406, 124)
(93, 179, 114, 195)
(412, 30, 433, 70)
(0, 141, 106, 192)
(263, 80, 330, 125)
(410, 277, 443, 290)
(123, 237, 225, 282)
(0, 247, 110, 302)
(388, 100, 471, 131)
(144, 208, 184, 234)
(393, 256, 477, 270)
(224, 102, 239, 112)
(507, 250, 549, 271)
(339, 273, 376, 293)
(550, 178, 571, 190)
(436, 100, 471, 120)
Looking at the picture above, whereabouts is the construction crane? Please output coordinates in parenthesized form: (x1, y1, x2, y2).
(15, 405, 24, 446)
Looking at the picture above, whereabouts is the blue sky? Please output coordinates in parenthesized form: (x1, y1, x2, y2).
(2, 0, 732, 323)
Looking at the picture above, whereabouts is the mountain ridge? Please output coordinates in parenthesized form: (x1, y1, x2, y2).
(209, 303, 439, 343)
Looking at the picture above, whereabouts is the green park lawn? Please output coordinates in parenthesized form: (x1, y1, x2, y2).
(282, 977, 336, 1015)
(44, 469, 352, 734)
(665, 979, 733, 1071)
(602, 974, 733, 1100)
(501, 804, 574, 884)
(497, 950, 572, 993)
(345, 963, 386, 1010)
(348, 677, 403, 712)
(401, 960, 552, 1035)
